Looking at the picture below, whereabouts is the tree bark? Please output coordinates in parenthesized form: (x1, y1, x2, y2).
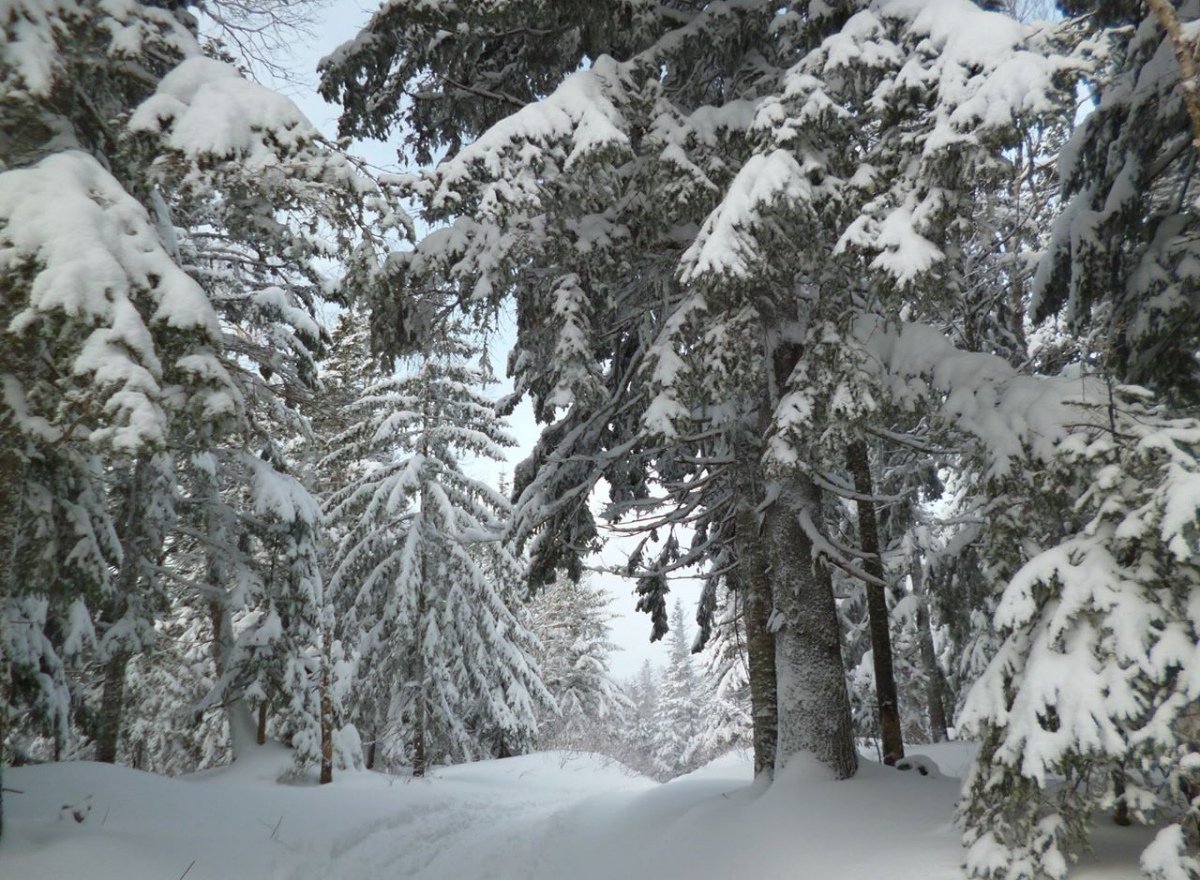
(734, 488, 777, 779)
(412, 563, 428, 778)
(767, 476, 857, 779)
(411, 654, 428, 777)
(846, 439, 904, 765)
(95, 458, 150, 765)
(319, 627, 334, 785)
(366, 736, 376, 770)
(94, 651, 130, 763)
(1113, 768, 1132, 826)
(909, 557, 949, 743)
(257, 701, 269, 746)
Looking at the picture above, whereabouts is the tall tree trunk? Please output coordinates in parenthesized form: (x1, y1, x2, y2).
(734, 486, 777, 779)
(411, 657, 427, 777)
(319, 626, 334, 785)
(846, 439, 904, 765)
(95, 650, 130, 763)
(909, 557, 949, 743)
(366, 736, 376, 770)
(767, 475, 857, 779)
(412, 571, 428, 778)
(0, 438, 23, 838)
(95, 458, 149, 765)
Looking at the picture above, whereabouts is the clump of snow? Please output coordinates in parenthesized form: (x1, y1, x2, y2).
(130, 57, 319, 164)
(0, 150, 222, 451)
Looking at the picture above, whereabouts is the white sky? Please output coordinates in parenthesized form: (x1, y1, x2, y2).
(256, 0, 701, 679)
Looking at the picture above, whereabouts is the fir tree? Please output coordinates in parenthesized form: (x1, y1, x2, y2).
(652, 601, 704, 780)
(529, 573, 631, 753)
(0, 0, 393, 799)
(319, 0, 1077, 782)
(322, 317, 549, 774)
(692, 585, 753, 765)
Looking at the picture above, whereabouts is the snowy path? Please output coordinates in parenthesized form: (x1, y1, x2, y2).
(2, 750, 654, 880)
(3, 746, 1151, 880)
(309, 778, 597, 879)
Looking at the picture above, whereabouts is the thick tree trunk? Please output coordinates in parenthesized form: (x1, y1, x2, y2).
(734, 490, 778, 779)
(909, 558, 949, 743)
(366, 737, 376, 770)
(767, 476, 857, 779)
(94, 651, 130, 763)
(846, 439, 904, 765)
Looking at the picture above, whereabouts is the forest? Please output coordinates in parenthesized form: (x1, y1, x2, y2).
(3, 1, 1200, 879)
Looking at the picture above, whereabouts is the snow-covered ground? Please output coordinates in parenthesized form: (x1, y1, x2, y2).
(3, 744, 1152, 879)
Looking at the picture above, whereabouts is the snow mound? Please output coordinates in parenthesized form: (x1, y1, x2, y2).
(894, 754, 942, 777)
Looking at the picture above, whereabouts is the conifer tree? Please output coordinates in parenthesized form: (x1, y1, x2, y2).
(652, 601, 704, 780)
(692, 586, 753, 764)
(528, 574, 630, 752)
(319, 0, 1076, 783)
(322, 317, 550, 774)
(0, 0, 235, 787)
(622, 661, 662, 780)
(1, 0, 393, 800)
(1038, 0, 1200, 404)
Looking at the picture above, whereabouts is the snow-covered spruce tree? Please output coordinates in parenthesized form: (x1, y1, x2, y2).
(322, 318, 549, 775)
(652, 600, 704, 779)
(622, 661, 662, 780)
(957, 392, 1200, 880)
(1037, 0, 1200, 404)
(119, 601, 230, 775)
(128, 43, 397, 776)
(1, 1, 393, 790)
(829, 303, 1200, 877)
(528, 573, 630, 753)
(125, 12, 395, 780)
(692, 584, 753, 765)
(641, 0, 1076, 778)
(319, 0, 1075, 783)
(952, 4, 1200, 877)
(0, 0, 240, 790)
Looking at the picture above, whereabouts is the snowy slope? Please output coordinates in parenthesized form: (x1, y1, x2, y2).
(2, 745, 1151, 879)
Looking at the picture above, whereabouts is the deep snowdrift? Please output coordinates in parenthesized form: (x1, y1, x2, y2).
(2, 744, 1150, 879)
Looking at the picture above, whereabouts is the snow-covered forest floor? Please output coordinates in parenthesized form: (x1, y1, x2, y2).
(4, 744, 1149, 880)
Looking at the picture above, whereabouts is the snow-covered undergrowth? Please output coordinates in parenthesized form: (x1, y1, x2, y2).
(3, 744, 1150, 879)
